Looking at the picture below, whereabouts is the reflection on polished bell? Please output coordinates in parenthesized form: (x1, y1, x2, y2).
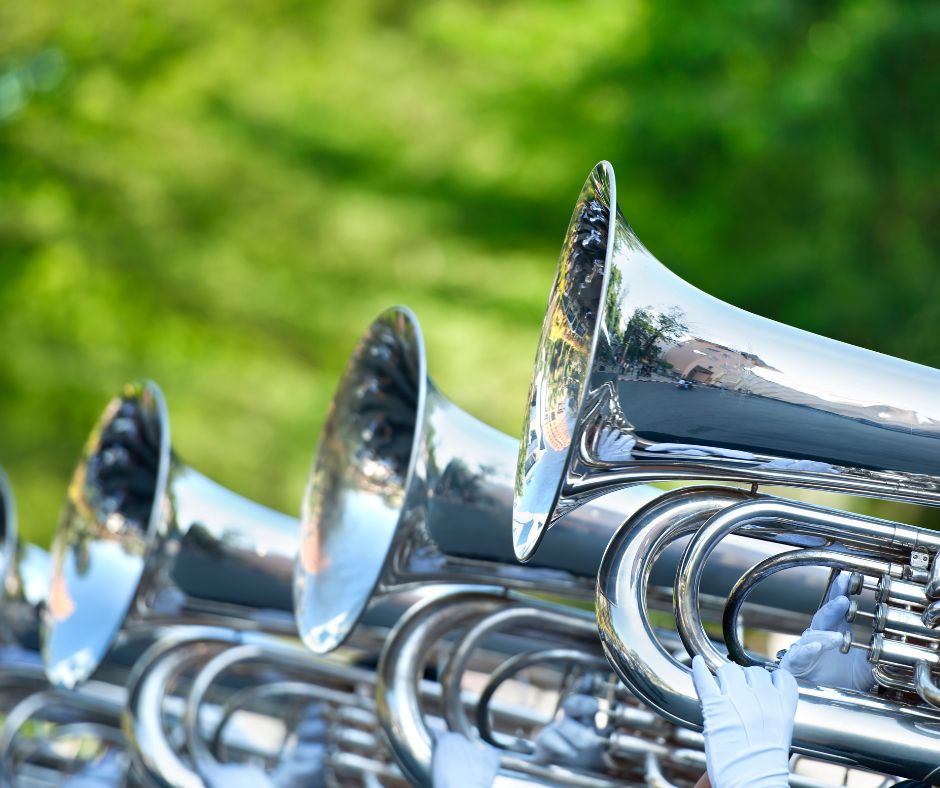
(513, 161, 940, 561)
(294, 306, 660, 655)
(42, 381, 298, 689)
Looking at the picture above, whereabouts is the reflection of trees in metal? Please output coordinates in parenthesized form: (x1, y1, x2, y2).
(617, 307, 688, 378)
(437, 459, 482, 505)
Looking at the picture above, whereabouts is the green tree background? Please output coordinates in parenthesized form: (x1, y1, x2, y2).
(1, 0, 938, 544)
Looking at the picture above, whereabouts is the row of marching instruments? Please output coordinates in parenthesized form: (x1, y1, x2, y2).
(4, 160, 940, 786)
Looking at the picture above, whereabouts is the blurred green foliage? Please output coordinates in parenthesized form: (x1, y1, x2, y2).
(1, 0, 938, 544)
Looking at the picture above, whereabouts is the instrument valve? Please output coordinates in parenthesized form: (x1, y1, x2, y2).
(927, 551, 940, 600)
(844, 599, 859, 624)
(838, 630, 853, 655)
(847, 572, 865, 595)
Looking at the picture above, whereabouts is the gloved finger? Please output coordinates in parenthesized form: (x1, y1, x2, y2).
(560, 693, 598, 721)
(535, 727, 578, 760)
(849, 650, 876, 691)
(715, 660, 749, 696)
(432, 733, 500, 788)
(772, 667, 799, 717)
(783, 630, 843, 666)
(779, 640, 822, 675)
(295, 717, 328, 740)
(691, 655, 720, 701)
(287, 741, 327, 758)
(810, 595, 850, 632)
(597, 429, 635, 459)
(744, 665, 773, 691)
(824, 571, 847, 603)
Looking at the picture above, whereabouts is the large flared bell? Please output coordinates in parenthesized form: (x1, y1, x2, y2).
(41, 381, 298, 689)
(294, 307, 662, 655)
(514, 161, 940, 561)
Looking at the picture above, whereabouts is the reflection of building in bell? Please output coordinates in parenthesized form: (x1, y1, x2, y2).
(663, 337, 940, 431)
(662, 338, 773, 388)
(47, 569, 76, 623)
(543, 402, 571, 453)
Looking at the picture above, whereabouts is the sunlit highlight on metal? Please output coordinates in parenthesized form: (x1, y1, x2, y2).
(41, 381, 298, 689)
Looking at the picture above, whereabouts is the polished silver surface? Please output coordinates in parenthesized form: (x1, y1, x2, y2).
(676, 492, 940, 712)
(184, 639, 405, 786)
(597, 486, 940, 782)
(42, 381, 299, 689)
(378, 583, 879, 788)
(124, 622, 409, 788)
(0, 641, 130, 786)
(0, 468, 18, 598)
(122, 625, 257, 788)
(375, 585, 601, 787)
(514, 160, 940, 560)
(0, 680, 126, 785)
(295, 306, 660, 655)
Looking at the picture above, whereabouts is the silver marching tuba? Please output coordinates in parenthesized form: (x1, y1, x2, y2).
(293, 306, 661, 655)
(515, 161, 940, 780)
(41, 381, 299, 689)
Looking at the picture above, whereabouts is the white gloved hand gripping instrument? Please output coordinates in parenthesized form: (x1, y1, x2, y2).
(692, 656, 798, 788)
(532, 694, 606, 772)
(780, 571, 875, 692)
(432, 732, 500, 788)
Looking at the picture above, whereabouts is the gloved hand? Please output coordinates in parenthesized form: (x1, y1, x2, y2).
(691, 655, 797, 788)
(596, 426, 635, 461)
(532, 694, 605, 772)
(431, 732, 499, 788)
(779, 572, 874, 692)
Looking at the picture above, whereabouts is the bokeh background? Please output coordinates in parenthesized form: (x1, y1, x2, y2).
(2, 0, 939, 544)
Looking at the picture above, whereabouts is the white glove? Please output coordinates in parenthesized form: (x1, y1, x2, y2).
(432, 733, 499, 788)
(779, 572, 874, 692)
(691, 656, 797, 788)
(532, 694, 605, 772)
(596, 427, 635, 461)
